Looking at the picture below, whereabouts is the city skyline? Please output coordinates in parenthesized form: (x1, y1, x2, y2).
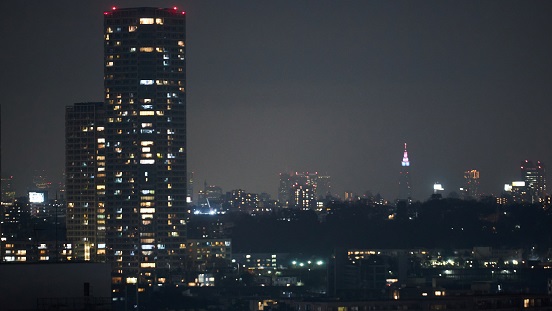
(2, 1, 552, 200)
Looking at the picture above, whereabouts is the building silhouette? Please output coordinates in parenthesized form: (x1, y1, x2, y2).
(463, 169, 480, 200)
(316, 174, 332, 199)
(65, 102, 106, 261)
(278, 172, 292, 206)
(103, 7, 187, 287)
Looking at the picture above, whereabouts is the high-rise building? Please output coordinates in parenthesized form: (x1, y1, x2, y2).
(316, 174, 332, 199)
(462, 169, 480, 200)
(65, 102, 106, 262)
(278, 172, 292, 206)
(398, 143, 412, 201)
(1, 175, 15, 203)
(521, 160, 546, 203)
(292, 184, 316, 210)
(103, 7, 187, 286)
(278, 172, 320, 207)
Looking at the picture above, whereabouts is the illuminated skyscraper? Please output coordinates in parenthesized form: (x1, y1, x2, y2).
(521, 160, 546, 203)
(278, 172, 320, 207)
(462, 169, 480, 200)
(398, 143, 412, 201)
(65, 102, 106, 262)
(103, 7, 187, 286)
(292, 184, 316, 210)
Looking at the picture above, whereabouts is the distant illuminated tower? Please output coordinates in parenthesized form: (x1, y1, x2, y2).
(316, 174, 332, 199)
(398, 143, 412, 201)
(463, 169, 480, 199)
(521, 160, 546, 203)
(278, 172, 320, 206)
(1, 175, 15, 203)
(278, 173, 292, 206)
(292, 184, 316, 210)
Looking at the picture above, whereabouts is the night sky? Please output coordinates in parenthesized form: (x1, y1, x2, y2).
(2, 1, 552, 201)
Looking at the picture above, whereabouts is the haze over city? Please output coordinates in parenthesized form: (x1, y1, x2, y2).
(2, 1, 552, 200)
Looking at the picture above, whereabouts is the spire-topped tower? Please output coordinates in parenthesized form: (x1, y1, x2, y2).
(402, 143, 410, 167)
(399, 143, 412, 201)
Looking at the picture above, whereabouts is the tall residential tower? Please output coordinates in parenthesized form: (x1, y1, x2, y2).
(103, 7, 187, 286)
(65, 102, 106, 262)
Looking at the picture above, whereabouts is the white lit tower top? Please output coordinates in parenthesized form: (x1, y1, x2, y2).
(399, 143, 412, 201)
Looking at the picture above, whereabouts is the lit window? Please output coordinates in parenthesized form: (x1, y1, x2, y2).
(126, 277, 138, 284)
(106, 61, 114, 67)
(139, 47, 154, 52)
(140, 80, 154, 85)
(129, 25, 137, 32)
(140, 159, 155, 164)
(139, 18, 154, 25)
(155, 18, 163, 25)
(139, 111, 155, 116)
(178, 41, 185, 46)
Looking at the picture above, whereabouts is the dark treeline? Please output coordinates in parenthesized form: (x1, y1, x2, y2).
(230, 198, 552, 254)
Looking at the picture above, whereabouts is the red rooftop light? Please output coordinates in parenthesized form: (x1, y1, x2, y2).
(182, 11, 186, 15)
(112, 6, 117, 10)
(173, 7, 178, 10)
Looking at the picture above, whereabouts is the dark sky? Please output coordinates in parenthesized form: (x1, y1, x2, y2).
(2, 1, 552, 201)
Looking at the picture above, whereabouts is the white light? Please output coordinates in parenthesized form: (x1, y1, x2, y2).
(140, 79, 154, 85)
